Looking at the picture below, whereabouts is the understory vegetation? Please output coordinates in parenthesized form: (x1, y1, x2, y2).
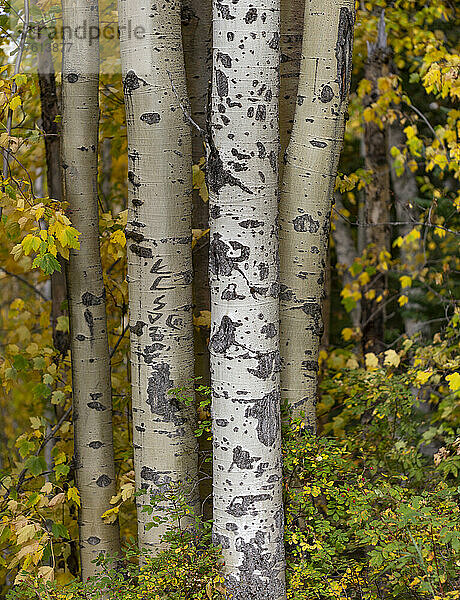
(0, 0, 459, 597)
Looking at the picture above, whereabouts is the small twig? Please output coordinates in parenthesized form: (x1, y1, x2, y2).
(0, 143, 36, 198)
(106, 257, 121, 275)
(403, 100, 441, 144)
(1, 0, 30, 218)
(332, 207, 459, 236)
(166, 70, 205, 136)
(0, 266, 48, 300)
(11, 407, 72, 496)
(110, 322, 129, 359)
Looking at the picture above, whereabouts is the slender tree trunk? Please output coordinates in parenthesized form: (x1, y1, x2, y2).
(118, 0, 198, 552)
(333, 192, 360, 328)
(208, 2, 285, 598)
(62, 0, 120, 578)
(37, 27, 69, 356)
(387, 121, 427, 338)
(100, 137, 112, 209)
(361, 13, 391, 354)
(182, 0, 213, 519)
(279, 0, 355, 427)
(280, 0, 304, 159)
(182, 0, 212, 387)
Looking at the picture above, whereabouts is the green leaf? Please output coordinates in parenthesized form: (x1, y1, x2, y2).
(25, 456, 47, 477)
(51, 522, 70, 539)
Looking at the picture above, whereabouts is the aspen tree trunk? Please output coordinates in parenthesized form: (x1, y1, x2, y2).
(280, 0, 304, 158)
(279, 0, 355, 426)
(37, 35, 69, 356)
(62, 0, 120, 578)
(118, 0, 198, 552)
(182, 0, 213, 519)
(208, 2, 285, 598)
(361, 14, 391, 354)
(388, 121, 427, 338)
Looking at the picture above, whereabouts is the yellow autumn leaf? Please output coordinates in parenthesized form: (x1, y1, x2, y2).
(8, 96, 21, 111)
(16, 523, 36, 546)
(415, 370, 433, 386)
(110, 229, 126, 247)
(405, 228, 421, 243)
(346, 357, 359, 369)
(384, 349, 401, 368)
(446, 372, 460, 392)
(117, 209, 128, 227)
(358, 271, 370, 286)
(404, 125, 417, 140)
(193, 310, 211, 328)
(341, 327, 353, 342)
(67, 486, 81, 507)
(398, 295, 409, 307)
(101, 505, 120, 524)
(365, 353, 379, 370)
(400, 276, 412, 288)
(434, 226, 446, 238)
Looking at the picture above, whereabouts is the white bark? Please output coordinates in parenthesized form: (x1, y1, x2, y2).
(208, 1, 285, 598)
(279, 0, 355, 426)
(280, 0, 304, 158)
(62, 0, 120, 578)
(118, 0, 198, 552)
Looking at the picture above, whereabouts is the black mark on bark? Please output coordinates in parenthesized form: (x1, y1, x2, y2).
(130, 321, 147, 336)
(96, 474, 112, 487)
(292, 214, 320, 233)
(230, 445, 260, 470)
(84, 309, 94, 337)
(146, 363, 186, 426)
(129, 244, 153, 258)
(248, 351, 280, 380)
(216, 69, 229, 97)
(245, 390, 280, 447)
(320, 85, 334, 103)
(336, 7, 354, 102)
(81, 291, 103, 306)
(227, 494, 270, 517)
(244, 8, 257, 23)
(89, 441, 104, 449)
(140, 112, 161, 124)
(87, 536, 101, 545)
(87, 401, 106, 411)
(209, 315, 240, 354)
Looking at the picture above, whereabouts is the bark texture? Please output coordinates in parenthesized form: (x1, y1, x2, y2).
(62, 0, 120, 578)
(37, 34, 68, 356)
(280, 0, 304, 159)
(208, 1, 285, 598)
(361, 14, 391, 353)
(118, 0, 198, 552)
(279, 0, 355, 426)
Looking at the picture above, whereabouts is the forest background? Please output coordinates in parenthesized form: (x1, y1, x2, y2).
(0, 0, 459, 598)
